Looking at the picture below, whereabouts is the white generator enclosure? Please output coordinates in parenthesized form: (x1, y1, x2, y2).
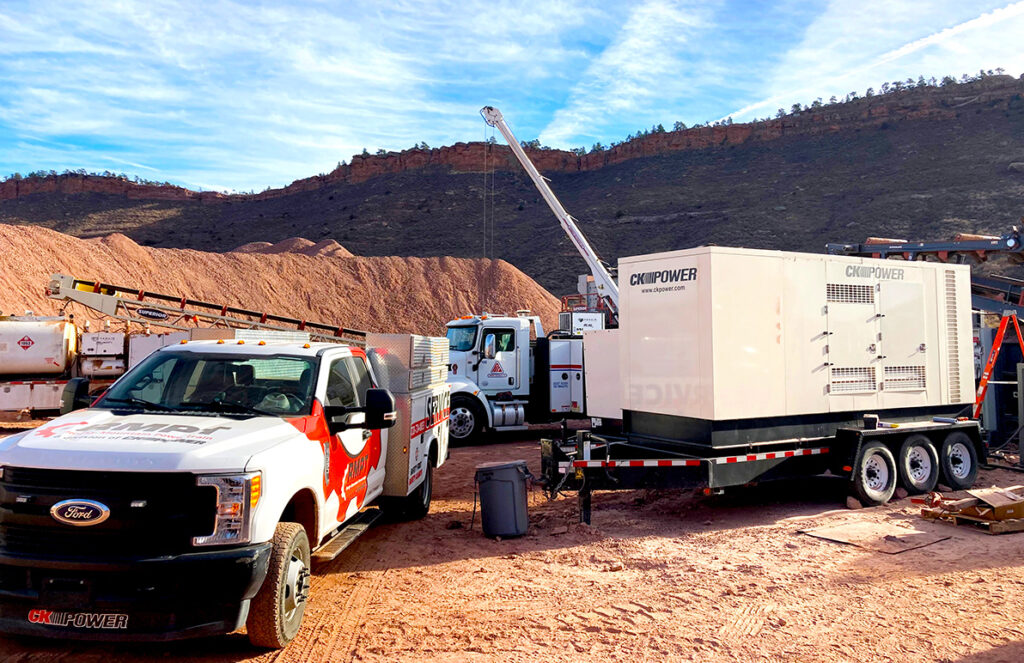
(583, 329, 622, 420)
(617, 247, 974, 447)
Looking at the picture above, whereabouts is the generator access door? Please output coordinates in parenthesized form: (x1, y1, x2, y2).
(877, 280, 930, 408)
(826, 280, 881, 412)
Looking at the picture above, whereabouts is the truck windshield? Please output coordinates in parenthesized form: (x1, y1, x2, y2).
(95, 351, 317, 417)
(446, 326, 477, 352)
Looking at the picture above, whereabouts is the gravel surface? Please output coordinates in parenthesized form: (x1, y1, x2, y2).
(2, 429, 1023, 662)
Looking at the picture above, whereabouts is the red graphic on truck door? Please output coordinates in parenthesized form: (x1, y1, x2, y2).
(288, 399, 382, 522)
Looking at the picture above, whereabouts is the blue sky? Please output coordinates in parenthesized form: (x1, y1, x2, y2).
(1, 0, 1022, 192)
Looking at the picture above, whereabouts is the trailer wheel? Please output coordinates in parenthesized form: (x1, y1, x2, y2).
(247, 522, 311, 649)
(939, 431, 978, 490)
(449, 395, 484, 445)
(897, 435, 939, 495)
(852, 441, 897, 506)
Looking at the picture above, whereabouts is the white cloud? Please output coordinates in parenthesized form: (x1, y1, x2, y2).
(540, 0, 715, 145)
(727, 0, 1024, 121)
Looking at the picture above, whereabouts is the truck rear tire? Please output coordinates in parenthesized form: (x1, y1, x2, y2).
(939, 431, 978, 491)
(247, 522, 311, 649)
(450, 395, 485, 445)
(852, 441, 897, 507)
(401, 463, 434, 520)
(897, 435, 939, 495)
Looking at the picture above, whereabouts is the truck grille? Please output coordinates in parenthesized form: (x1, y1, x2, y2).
(0, 467, 216, 559)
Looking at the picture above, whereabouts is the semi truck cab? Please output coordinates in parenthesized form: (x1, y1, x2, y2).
(445, 313, 587, 443)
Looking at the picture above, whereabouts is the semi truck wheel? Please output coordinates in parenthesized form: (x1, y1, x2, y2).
(449, 395, 484, 445)
(247, 522, 311, 649)
(939, 431, 978, 490)
(852, 441, 897, 507)
(896, 435, 939, 494)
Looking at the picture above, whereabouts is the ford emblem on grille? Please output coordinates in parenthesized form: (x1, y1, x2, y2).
(50, 499, 111, 527)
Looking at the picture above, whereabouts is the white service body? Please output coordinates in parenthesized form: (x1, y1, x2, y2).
(616, 246, 974, 422)
(582, 328, 622, 420)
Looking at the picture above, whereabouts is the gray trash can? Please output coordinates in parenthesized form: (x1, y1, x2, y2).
(475, 460, 530, 538)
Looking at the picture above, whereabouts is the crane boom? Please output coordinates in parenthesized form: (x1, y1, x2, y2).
(480, 106, 619, 314)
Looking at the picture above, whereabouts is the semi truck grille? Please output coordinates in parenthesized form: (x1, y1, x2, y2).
(0, 467, 216, 559)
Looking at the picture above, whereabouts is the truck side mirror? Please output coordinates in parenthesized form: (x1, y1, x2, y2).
(61, 377, 92, 415)
(363, 388, 397, 430)
(483, 333, 496, 360)
(324, 389, 397, 434)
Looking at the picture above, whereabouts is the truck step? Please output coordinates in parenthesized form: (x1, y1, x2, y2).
(311, 508, 382, 564)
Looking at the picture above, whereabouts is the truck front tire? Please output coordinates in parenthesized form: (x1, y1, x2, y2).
(450, 395, 485, 445)
(247, 522, 311, 649)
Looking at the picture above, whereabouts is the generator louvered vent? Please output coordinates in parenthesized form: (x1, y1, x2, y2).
(830, 367, 876, 393)
(944, 270, 961, 401)
(826, 284, 874, 304)
(884, 366, 926, 390)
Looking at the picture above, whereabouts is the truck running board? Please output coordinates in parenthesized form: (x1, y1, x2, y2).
(311, 507, 382, 564)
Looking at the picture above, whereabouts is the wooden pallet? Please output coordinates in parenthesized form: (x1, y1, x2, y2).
(921, 508, 1024, 535)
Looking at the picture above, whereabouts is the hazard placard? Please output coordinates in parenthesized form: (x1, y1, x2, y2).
(17, 336, 34, 350)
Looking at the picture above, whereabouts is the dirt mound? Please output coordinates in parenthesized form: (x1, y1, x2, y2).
(231, 237, 354, 258)
(0, 224, 559, 335)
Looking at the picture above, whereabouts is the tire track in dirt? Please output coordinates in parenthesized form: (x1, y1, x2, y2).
(269, 533, 390, 663)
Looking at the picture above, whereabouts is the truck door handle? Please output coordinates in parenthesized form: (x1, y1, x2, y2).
(362, 429, 372, 440)
(508, 377, 514, 385)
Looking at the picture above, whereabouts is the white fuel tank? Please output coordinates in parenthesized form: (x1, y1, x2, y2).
(0, 317, 77, 375)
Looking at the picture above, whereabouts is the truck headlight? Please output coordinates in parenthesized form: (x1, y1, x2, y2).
(193, 471, 261, 546)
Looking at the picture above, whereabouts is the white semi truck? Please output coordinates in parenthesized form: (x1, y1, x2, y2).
(444, 107, 621, 443)
(0, 294, 450, 647)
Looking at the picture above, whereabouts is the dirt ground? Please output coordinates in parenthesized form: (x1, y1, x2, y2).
(2, 428, 1024, 663)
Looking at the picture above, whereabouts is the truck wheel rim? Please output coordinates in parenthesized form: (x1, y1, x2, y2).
(907, 447, 932, 484)
(283, 553, 310, 621)
(450, 407, 474, 438)
(864, 452, 890, 494)
(949, 442, 971, 479)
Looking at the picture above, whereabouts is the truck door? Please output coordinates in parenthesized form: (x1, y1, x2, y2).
(324, 355, 387, 520)
(477, 327, 520, 391)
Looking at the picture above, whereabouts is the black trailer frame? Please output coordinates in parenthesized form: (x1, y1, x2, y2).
(541, 419, 985, 524)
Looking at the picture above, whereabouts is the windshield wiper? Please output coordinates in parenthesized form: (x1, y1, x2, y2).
(184, 400, 278, 417)
(103, 397, 176, 412)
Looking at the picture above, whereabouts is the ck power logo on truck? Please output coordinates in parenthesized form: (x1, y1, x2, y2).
(28, 609, 128, 630)
(844, 264, 906, 280)
(630, 266, 698, 294)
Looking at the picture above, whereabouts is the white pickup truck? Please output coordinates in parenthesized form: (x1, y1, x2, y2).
(0, 334, 449, 648)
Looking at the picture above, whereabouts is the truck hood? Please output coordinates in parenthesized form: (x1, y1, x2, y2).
(0, 408, 303, 473)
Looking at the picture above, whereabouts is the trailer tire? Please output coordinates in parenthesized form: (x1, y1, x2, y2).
(939, 431, 978, 491)
(449, 395, 485, 445)
(897, 435, 939, 495)
(247, 522, 311, 649)
(852, 441, 897, 507)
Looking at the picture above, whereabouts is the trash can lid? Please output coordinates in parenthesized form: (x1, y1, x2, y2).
(474, 460, 529, 472)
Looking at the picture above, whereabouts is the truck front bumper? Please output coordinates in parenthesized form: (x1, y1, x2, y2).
(0, 542, 272, 641)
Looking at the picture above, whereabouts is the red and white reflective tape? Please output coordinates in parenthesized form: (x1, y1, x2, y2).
(563, 447, 830, 470)
(571, 458, 702, 469)
(712, 447, 829, 464)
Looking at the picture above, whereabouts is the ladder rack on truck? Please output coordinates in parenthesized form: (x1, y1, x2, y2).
(45, 274, 367, 345)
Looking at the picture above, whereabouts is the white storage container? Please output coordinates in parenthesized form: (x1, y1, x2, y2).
(366, 333, 450, 394)
(548, 338, 584, 414)
(0, 318, 77, 376)
(616, 247, 974, 446)
(127, 332, 189, 368)
(81, 332, 124, 356)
